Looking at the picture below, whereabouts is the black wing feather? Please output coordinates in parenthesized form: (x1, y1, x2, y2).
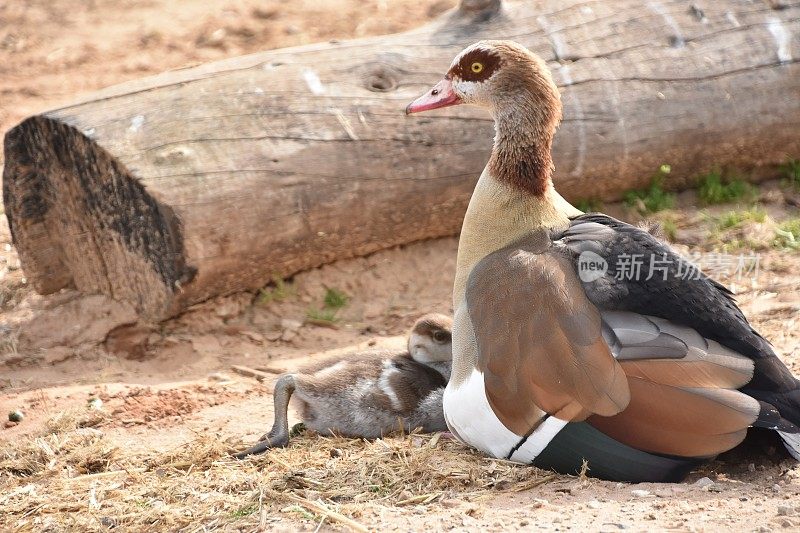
(556, 213, 800, 402)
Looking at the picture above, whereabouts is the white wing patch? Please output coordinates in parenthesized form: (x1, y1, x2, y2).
(444, 368, 565, 462)
(378, 360, 403, 411)
(509, 417, 568, 463)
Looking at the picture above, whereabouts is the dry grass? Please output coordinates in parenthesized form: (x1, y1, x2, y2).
(0, 411, 556, 531)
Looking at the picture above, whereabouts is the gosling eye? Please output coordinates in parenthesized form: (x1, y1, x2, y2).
(432, 330, 450, 344)
(471, 62, 484, 74)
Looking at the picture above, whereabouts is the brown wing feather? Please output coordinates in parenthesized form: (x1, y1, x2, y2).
(466, 233, 630, 435)
(588, 375, 759, 457)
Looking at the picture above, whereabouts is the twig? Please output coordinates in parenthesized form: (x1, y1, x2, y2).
(62, 467, 147, 482)
(512, 474, 557, 492)
(231, 365, 275, 382)
(397, 492, 442, 505)
(285, 493, 369, 533)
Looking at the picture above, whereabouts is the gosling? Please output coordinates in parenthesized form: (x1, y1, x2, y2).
(235, 313, 452, 457)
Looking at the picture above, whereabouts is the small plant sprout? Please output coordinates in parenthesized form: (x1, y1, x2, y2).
(716, 207, 767, 230)
(624, 165, 675, 215)
(780, 158, 800, 187)
(323, 287, 348, 309)
(697, 170, 755, 205)
(575, 197, 602, 213)
(307, 288, 349, 324)
(257, 274, 294, 305)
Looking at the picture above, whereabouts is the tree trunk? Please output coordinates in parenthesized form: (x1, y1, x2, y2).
(3, 0, 799, 320)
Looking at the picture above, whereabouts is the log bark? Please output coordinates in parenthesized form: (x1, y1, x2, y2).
(3, 0, 800, 320)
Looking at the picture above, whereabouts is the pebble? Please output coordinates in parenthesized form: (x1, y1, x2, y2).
(777, 505, 793, 517)
(773, 484, 782, 493)
(265, 331, 282, 342)
(8, 410, 24, 423)
(587, 500, 602, 509)
(749, 463, 757, 472)
(280, 329, 297, 342)
(440, 498, 464, 509)
(87, 398, 103, 410)
(280, 318, 303, 331)
(694, 477, 715, 489)
(530, 498, 549, 508)
(631, 489, 651, 498)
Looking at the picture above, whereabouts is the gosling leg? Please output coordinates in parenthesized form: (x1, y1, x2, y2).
(234, 374, 295, 458)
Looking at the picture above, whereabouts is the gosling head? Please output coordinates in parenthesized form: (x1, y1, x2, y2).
(407, 313, 453, 364)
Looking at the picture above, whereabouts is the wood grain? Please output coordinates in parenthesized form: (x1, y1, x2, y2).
(3, 0, 799, 319)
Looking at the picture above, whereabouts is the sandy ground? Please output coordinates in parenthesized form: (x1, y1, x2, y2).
(2, 0, 800, 531)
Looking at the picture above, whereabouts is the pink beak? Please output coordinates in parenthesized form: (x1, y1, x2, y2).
(405, 78, 462, 115)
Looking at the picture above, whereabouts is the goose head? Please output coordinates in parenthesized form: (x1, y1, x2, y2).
(406, 40, 563, 196)
(407, 313, 453, 364)
(406, 40, 560, 125)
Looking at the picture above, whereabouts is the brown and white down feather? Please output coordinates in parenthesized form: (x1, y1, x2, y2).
(235, 313, 452, 457)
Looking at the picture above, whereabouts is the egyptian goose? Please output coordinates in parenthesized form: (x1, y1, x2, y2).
(235, 313, 452, 457)
(406, 40, 800, 482)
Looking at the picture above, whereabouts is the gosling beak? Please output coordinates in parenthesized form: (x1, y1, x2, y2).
(405, 78, 461, 115)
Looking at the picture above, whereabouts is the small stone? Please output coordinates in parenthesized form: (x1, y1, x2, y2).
(694, 477, 714, 489)
(87, 398, 103, 410)
(440, 498, 464, 509)
(265, 331, 282, 342)
(8, 410, 23, 423)
(777, 505, 793, 517)
(280, 329, 297, 342)
(530, 498, 548, 508)
(280, 318, 302, 331)
(207, 372, 230, 382)
(4, 421, 18, 428)
(587, 500, 602, 509)
(631, 489, 651, 498)
(773, 484, 782, 493)
(329, 448, 342, 458)
(749, 463, 757, 472)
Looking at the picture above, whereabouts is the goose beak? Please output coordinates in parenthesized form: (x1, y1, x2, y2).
(405, 78, 461, 115)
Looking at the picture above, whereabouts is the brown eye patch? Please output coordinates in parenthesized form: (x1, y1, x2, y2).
(448, 47, 503, 82)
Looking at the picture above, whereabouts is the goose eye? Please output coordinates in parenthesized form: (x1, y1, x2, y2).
(470, 62, 484, 74)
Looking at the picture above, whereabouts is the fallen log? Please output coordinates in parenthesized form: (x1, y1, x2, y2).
(3, 0, 799, 320)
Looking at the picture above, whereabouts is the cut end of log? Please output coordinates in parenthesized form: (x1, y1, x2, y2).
(2, 117, 196, 320)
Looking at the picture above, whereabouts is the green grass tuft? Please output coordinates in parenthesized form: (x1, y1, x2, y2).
(624, 176, 675, 214)
(780, 159, 800, 188)
(306, 288, 349, 324)
(257, 274, 294, 305)
(624, 165, 675, 214)
(659, 219, 678, 241)
(575, 197, 602, 213)
(229, 503, 259, 519)
(715, 207, 766, 230)
(306, 307, 338, 323)
(697, 171, 755, 205)
(323, 287, 348, 310)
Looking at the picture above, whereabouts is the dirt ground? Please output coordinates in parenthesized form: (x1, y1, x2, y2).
(2, 0, 800, 531)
